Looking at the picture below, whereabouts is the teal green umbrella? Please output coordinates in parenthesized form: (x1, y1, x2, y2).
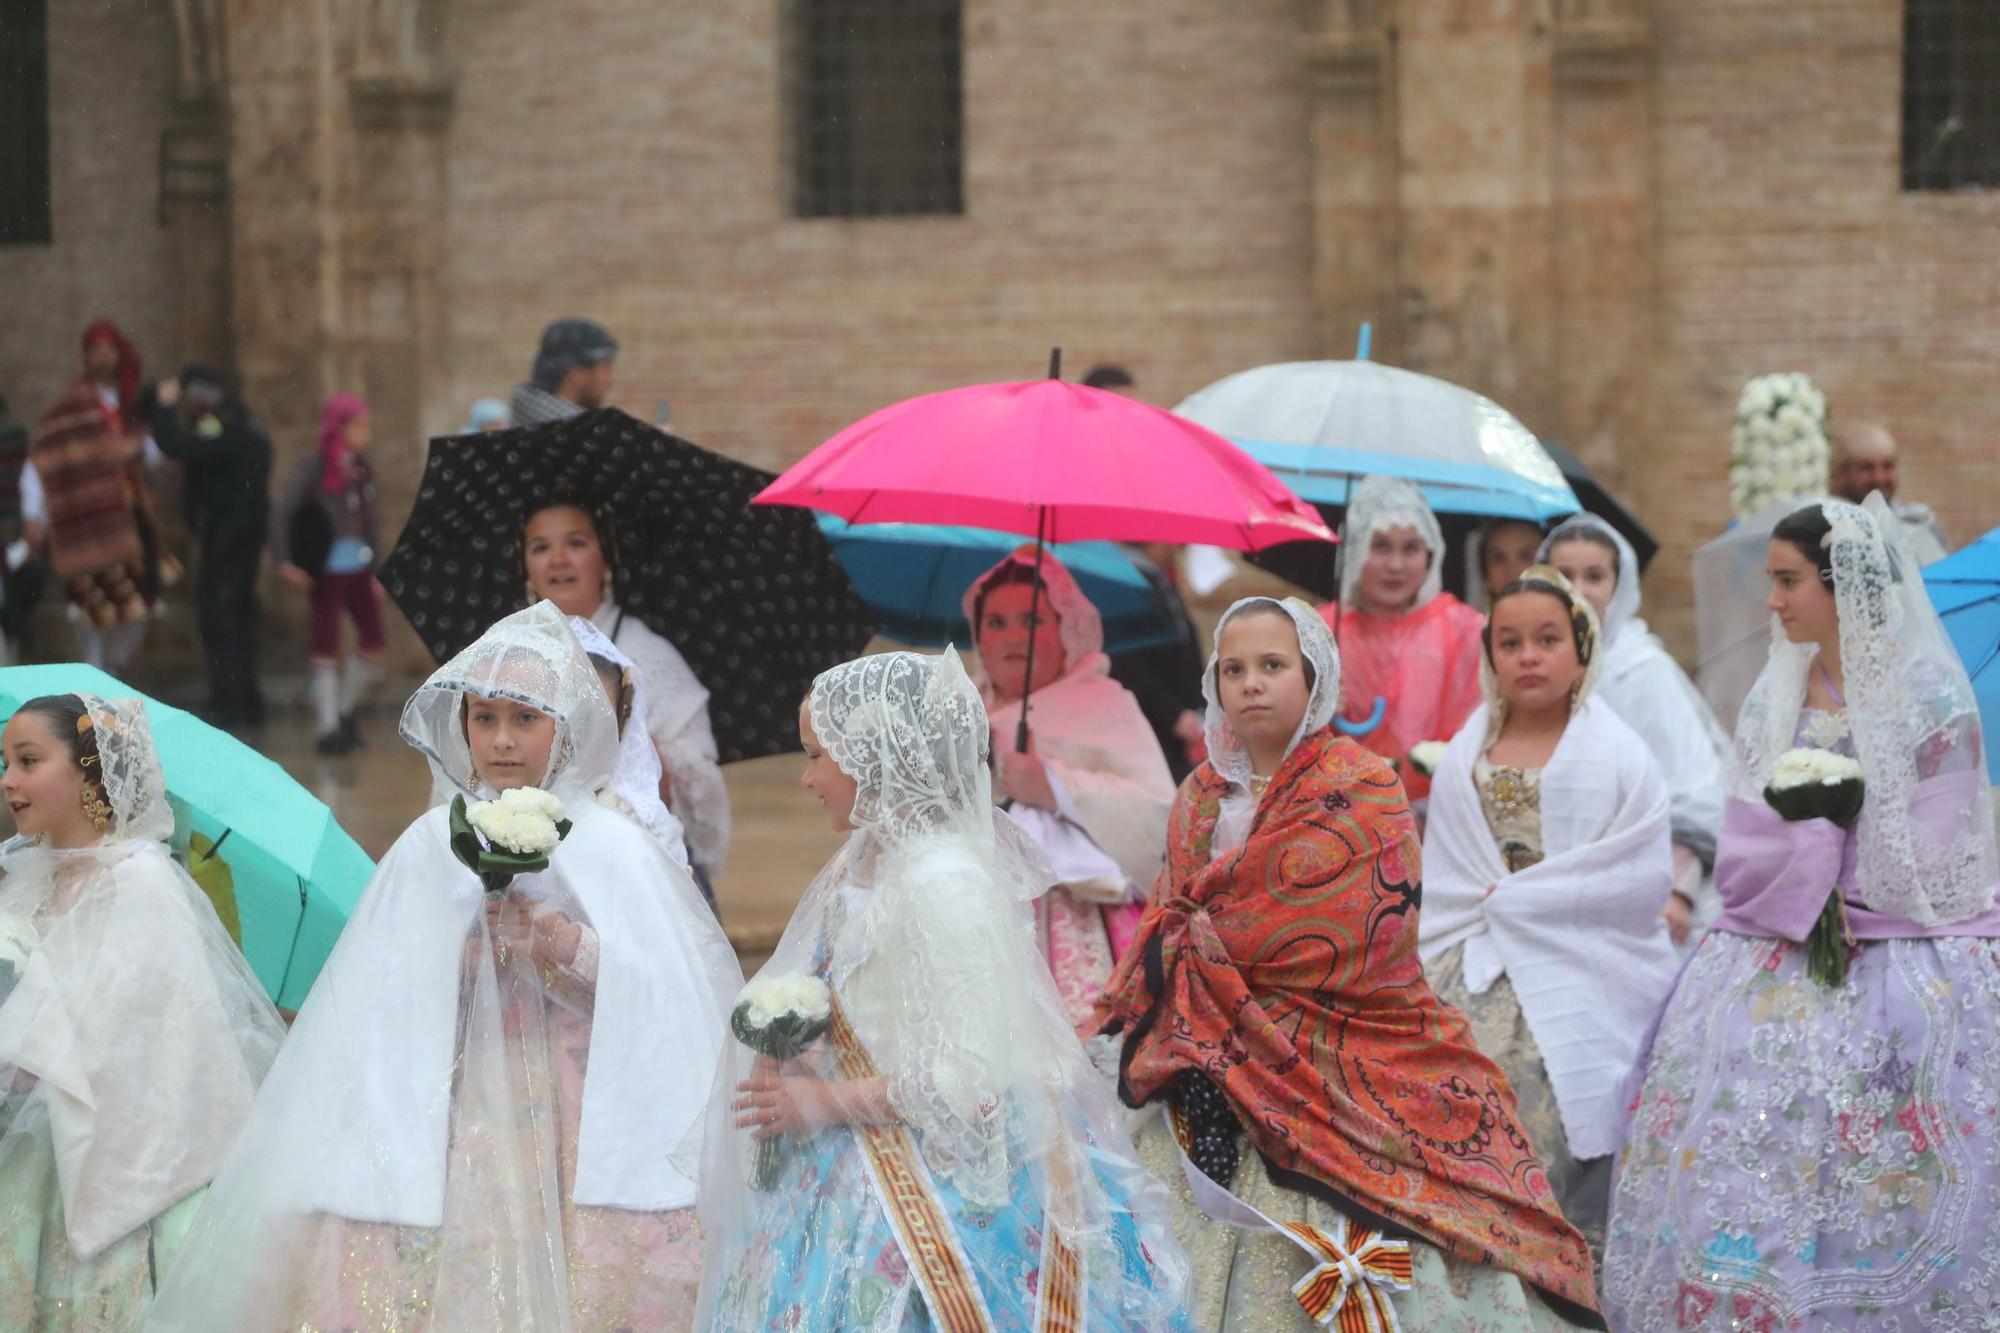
(0, 664, 373, 1009)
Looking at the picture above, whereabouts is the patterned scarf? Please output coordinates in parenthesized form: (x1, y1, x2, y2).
(1096, 726, 1602, 1325)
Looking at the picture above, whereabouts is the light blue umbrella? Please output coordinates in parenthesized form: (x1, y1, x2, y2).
(1173, 358, 1580, 521)
(1923, 527, 2000, 782)
(0, 664, 373, 1008)
(816, 514, 1182, 655)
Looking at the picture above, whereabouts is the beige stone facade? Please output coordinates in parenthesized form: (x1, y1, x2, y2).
(5, 0, 1998, 664)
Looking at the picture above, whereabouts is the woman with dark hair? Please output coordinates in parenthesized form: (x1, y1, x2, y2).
(1603, 499, 2000, 1329)
(963, 547, 1175, 1024)
(1421, 567, 1680, 1257)
(0, 693, 282, 1328)
(520, 490, 729, 885)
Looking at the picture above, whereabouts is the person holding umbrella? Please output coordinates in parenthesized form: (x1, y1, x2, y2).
(0, 693, 284, 1328)
(1318, 475, 1486, 802)
(520, 487, 730, 885)
(965, 547, 1175, 1024)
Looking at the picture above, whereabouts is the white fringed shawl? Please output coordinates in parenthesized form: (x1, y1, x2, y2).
(1418, 696, 1681, 1159)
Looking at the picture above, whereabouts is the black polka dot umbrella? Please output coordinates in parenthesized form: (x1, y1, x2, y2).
(378, 408, 875, 763)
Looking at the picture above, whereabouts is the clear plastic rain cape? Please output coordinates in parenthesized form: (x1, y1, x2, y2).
(695, 649, 1190, 1330)
(0, 695, 282, 1323)
(147, 602, 742, 1330)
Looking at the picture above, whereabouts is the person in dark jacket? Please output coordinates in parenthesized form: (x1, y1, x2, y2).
(152, 367, 272, 726)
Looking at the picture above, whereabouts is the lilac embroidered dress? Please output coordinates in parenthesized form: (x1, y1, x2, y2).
(1603, 498, 2000, 1331)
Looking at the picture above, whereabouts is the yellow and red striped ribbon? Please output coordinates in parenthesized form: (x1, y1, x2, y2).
(1284, 1218, 1414, 1332)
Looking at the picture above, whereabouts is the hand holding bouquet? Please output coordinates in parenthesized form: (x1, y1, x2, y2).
(449, 787, 573, 899)
(730, 973, 834, 1189)
(1764, 748, 1865, 986)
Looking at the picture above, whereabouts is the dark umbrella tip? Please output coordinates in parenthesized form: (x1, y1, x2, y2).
(1048, 347, 1062, 380)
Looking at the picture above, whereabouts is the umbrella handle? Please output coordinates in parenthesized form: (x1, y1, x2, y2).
(1333, 696, 1387, 737)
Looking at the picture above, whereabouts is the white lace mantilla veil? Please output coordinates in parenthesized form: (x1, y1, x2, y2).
(696, 650, 1188, 1323)
(567, 613, 691, 863)
(1202, 596, 1342, 856)
(1339, 474, 1446, 610)
(0, 695, 282, 1260)
(1732, 495, 2000, 925)
(148, 603, 741, 1331)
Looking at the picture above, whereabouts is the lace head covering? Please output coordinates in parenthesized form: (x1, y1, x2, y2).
(400, 601, 620, 804)
(1202, 597, 1341, 791)
(72, 694, 174, 845)
(1340, 475, 1446, 610)
(1477, 565, 1605, 746)
(1540, 514, 1643, 647)
(808, 650, 997, 851)
(1733, 496, 1999, 924)
(961, 545, 1105, 685)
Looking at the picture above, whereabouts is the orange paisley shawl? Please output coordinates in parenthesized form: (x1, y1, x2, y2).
(1095, 726, 1602, 1327)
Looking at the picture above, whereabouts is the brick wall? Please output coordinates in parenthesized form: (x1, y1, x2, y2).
(0, 0, 178, 429)
(1638, 0, 2000, 650)
(436, 1, 1320, 469)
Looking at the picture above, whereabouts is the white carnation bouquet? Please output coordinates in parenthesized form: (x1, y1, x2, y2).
(448, 786, 573, 898)
(730, 972, 834, 1189)
(1764, 746, 1865, 986)
(1730, 372, 1830, 521)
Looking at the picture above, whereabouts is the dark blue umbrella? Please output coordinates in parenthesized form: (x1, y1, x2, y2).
(815, 515, 1180, 655)
(1923, 526, 2000, 781)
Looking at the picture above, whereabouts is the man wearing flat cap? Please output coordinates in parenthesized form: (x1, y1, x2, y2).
(510, 318, 619, 428)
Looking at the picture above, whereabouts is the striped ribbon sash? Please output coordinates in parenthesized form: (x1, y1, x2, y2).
(827, 998, 1089, 1332)
(1168, 1104, 1413, 1330)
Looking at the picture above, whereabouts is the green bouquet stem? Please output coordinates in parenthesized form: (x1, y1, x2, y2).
(731, 999, 832, 1191)
(1763, 773, 1865, 989)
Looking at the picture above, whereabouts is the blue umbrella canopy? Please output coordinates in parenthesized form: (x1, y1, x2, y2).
(0, 664, 372, 1007)
(1924, 527, 2000, 782)
(816, 515, 1181, 655)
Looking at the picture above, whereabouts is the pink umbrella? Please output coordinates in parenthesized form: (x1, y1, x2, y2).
(754, 373, 1334, 551)
(757, 357, 1336, 749)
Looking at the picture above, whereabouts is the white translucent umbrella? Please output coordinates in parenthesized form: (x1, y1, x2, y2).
(1172, 360, 1577, 521)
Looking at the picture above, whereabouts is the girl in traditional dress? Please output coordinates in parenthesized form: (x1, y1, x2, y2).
(1419, 567, 1682, 1257)
(1318, 476, 1485, 801)
(698, 650, 1191, 1331)
(0, 693, 283, 1330)
(1541, 515, 1728, 944)
(520, 489, 730, 891)
(146, 602, 742, 1332)
(1097, 596, 1604, 1331)
(1602, 498, 2000, 1330)
(965, 548, 1176, 1024)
